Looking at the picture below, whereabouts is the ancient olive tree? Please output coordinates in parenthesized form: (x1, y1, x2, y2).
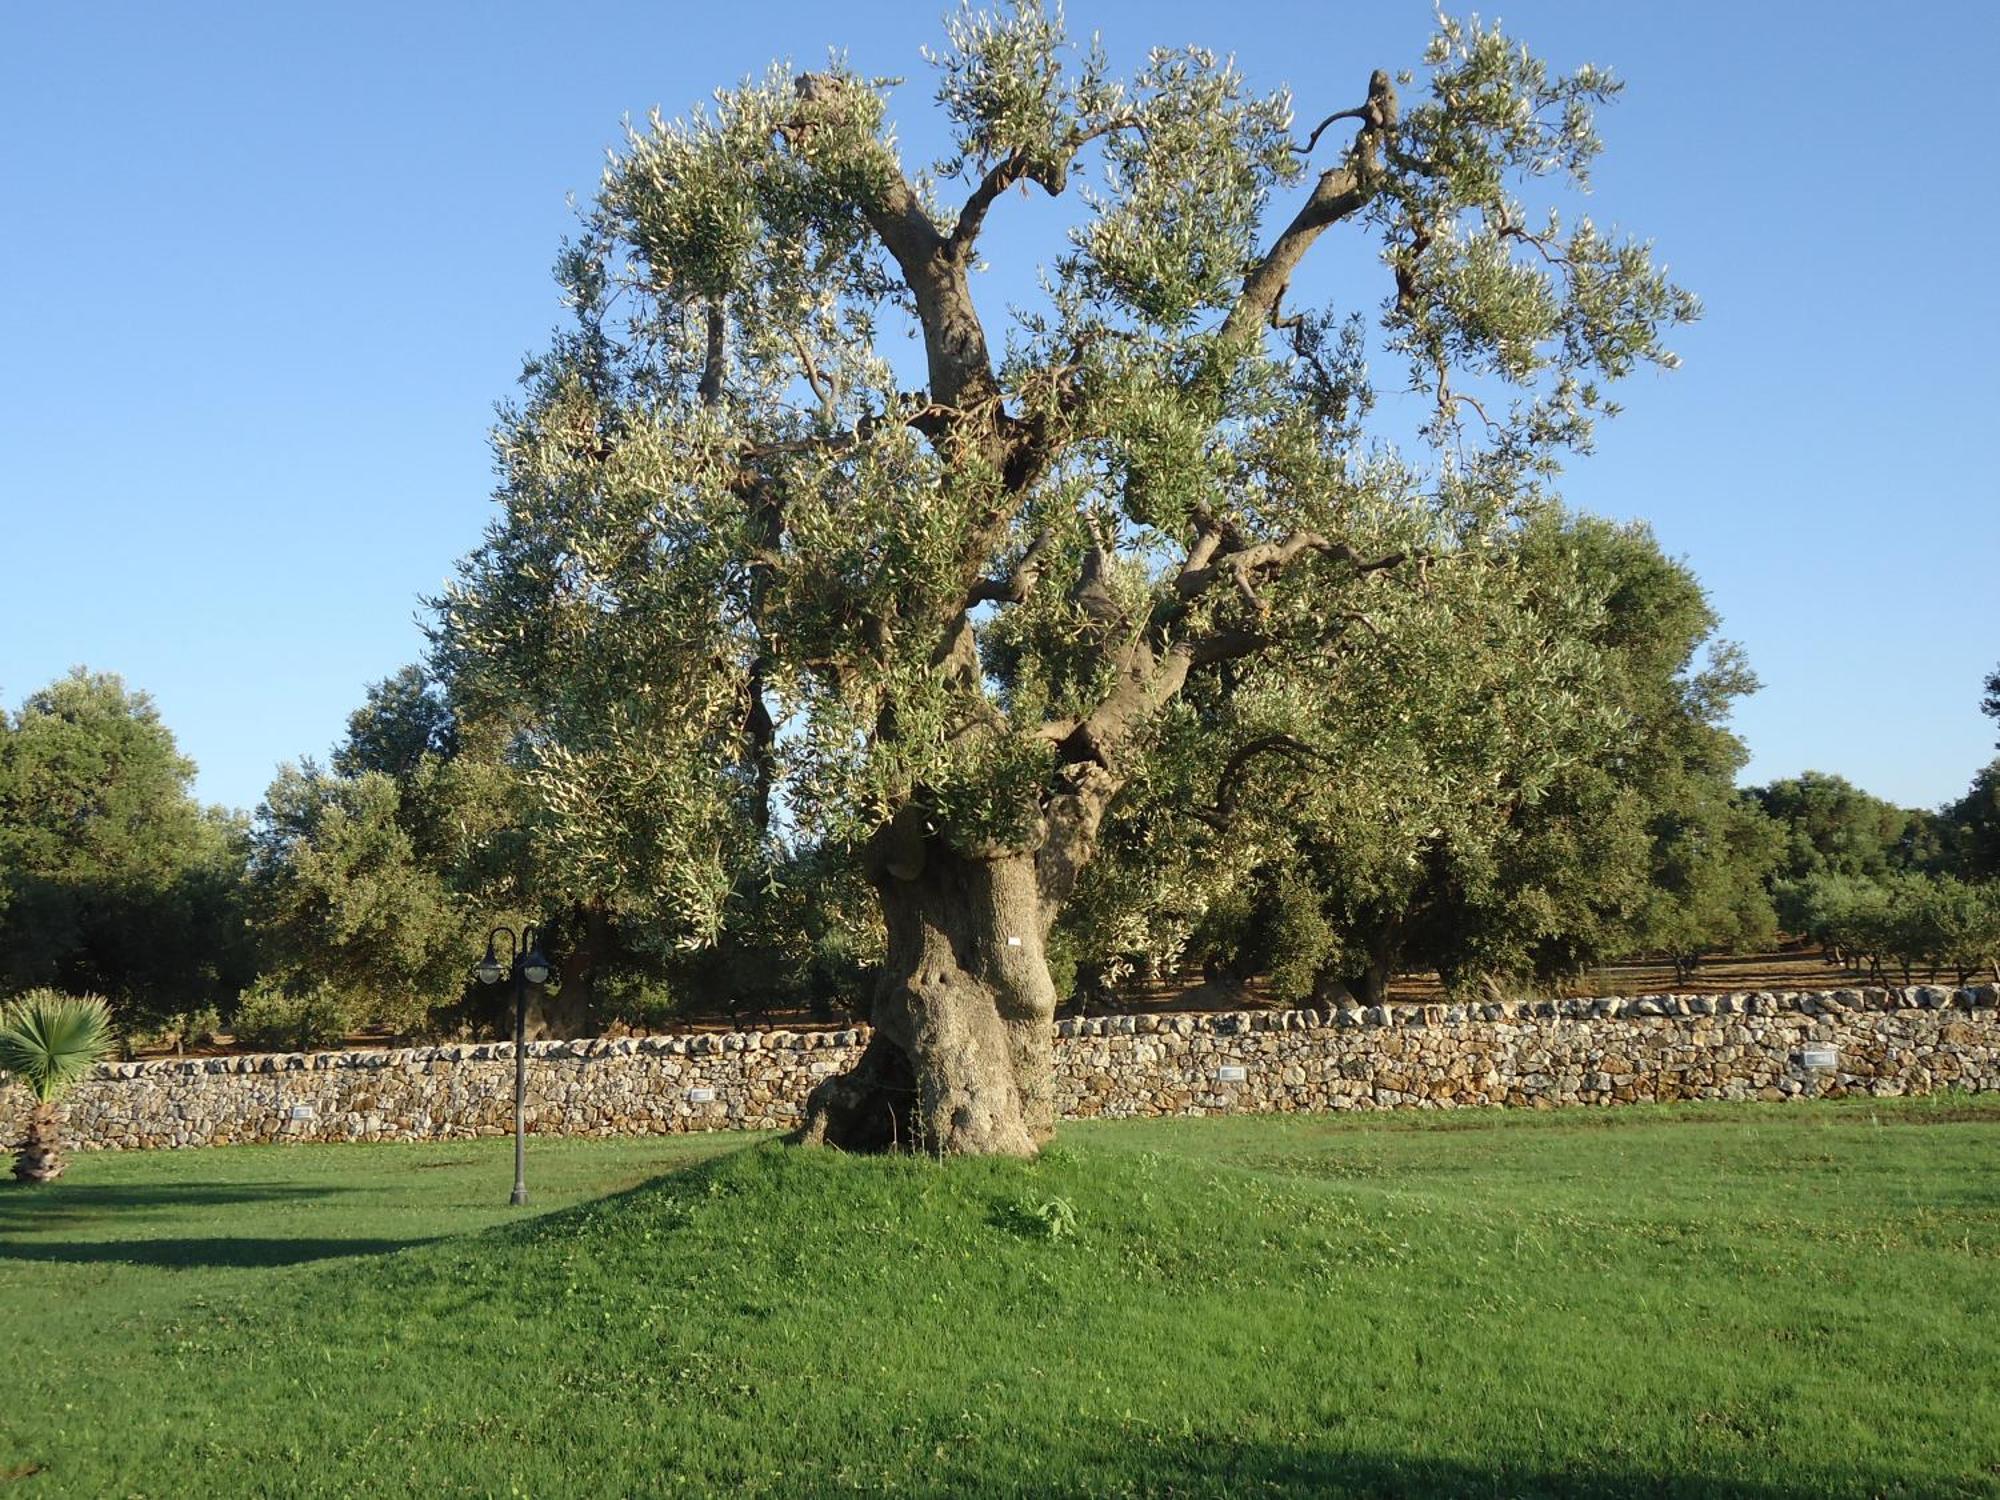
(438, 7, 1695, 1155)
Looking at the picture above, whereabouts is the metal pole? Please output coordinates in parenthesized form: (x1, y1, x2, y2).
(511, 968, 529, 1207)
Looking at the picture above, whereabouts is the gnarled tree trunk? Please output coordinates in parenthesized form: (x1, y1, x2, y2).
(12, 1103, 65, 1184)
(799, 843, 1057, 1158)
(525, 900, 611, 1040)
(1350, 925, 1402, 1008)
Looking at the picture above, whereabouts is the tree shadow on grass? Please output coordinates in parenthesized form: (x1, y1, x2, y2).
(0, 1182, 393, 1270)
(0, 1234, 433, 1269)
(0, 1181, 347, 1231)
(1010, 1438, 1954, 1500)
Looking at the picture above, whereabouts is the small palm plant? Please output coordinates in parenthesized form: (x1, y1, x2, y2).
(0, 990, 113, 1184)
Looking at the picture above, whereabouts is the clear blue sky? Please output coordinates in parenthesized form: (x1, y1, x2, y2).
(4, 1, 1996, 815)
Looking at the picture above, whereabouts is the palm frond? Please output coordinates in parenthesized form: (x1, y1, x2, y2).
(0, 991, 114, 1104)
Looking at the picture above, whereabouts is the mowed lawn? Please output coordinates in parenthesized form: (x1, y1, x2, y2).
(2, 1100, 1997, 1498)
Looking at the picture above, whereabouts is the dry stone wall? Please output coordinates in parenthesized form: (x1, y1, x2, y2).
(5, 986, 1996, 1152)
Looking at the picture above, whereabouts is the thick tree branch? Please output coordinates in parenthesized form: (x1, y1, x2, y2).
(1186, 733, 1325, 829)
(1178, 507, 1232, 584)
(1034, 629, 1203, 906)
(948, 149, 1035, 258)
(1292, 68, 1399, 157)
(697, 299, 727, 407)
(967, 528, 1054, 607)
(696, 298, 783, 831)
(1175, 531, 1405, 613)
(1069, 515, 1125, 628)
(788, 78, 1080, 708)
(1393, 220, 1434, 316)
(1031, 510, 1404, 898)
(1047, 519, 1399, 792)
(946, 116, 1136, 259)
(1292, 105, 1370, 157)
(1219, 70, 1397, 349)
(741, 481, 784, 835)
(1188, 626, 1275, 665)
(789, 74, 1002, 418)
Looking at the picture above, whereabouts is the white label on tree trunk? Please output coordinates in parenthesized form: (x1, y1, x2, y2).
(1007, 935, 1022, 947)
(288, 1104, 313, 1120)
(1801, 1047, 1838, 1070)
(687, 1087, 716, 1103)
(1217, 1065, 1247, 1083)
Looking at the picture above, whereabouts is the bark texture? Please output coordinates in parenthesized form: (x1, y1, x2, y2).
(799, 845, 1057, 1158)
(525, 903, 611, 1040)
(12, 1104, 65, 1184)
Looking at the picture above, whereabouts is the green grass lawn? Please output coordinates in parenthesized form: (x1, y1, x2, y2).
(3, 1099, 1997, 1498)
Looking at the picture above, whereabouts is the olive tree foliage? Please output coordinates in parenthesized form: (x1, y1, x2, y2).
(1059, 508, 1628, 1005)
(1941, 758, 2000, 881)
(1067, 513, 1771, 1003)
(253, 666, 875, 1039)
(436, 6, 1695, 1154)
(1765, 667, 2000, 980)
(1944, 675, 2000, 880)
(249, 667, 535, 1037)
(1778, 870, 2000, 986)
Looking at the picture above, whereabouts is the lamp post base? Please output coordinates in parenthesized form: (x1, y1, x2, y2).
(510, 1185, 529, 1207)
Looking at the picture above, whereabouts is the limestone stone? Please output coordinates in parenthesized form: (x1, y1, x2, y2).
(5, 987, 1990, 1153)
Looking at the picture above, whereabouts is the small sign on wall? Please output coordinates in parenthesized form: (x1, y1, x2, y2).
(288, 1104, 314, 1121)
(687, 1087, 717, 1103)
(1801, 1047, 1838, 1070)
(1216, 1065, 1248, 1083)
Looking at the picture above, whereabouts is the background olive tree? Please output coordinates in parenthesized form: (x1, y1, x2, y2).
(1070, 512, 1776, 1004)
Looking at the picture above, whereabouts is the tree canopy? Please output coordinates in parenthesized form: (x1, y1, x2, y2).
(248, 666, 538, 1038)
(430, 5, 1698, 1154)
(1058, 510, 1773, 1004)
(0, 670, 253, 1027)
(1749, 771, 1938, 885)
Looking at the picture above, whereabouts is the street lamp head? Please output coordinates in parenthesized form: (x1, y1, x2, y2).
(474, 927, 513, 986)
(474, 947, 507, 986)
(521, 927, 552, 987)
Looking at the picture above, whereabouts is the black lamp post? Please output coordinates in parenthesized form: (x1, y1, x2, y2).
(474, 925, 552, 1207)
